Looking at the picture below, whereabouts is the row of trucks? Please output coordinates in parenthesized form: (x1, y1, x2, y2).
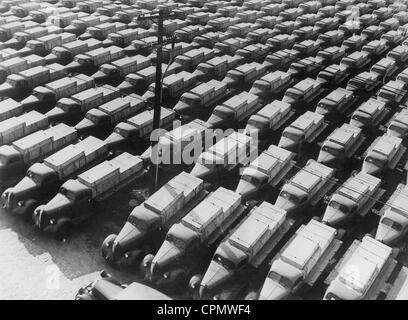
(1, 136, 109, 216)
(18, 32, 77, 57)
(33, 152, 145, 238)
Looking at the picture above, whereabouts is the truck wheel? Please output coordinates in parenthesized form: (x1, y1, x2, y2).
(56, 221, 72, 242)
(101, 234, 117, 264)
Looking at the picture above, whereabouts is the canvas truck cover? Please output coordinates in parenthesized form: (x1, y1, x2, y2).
(77, 160, 119, 197)
(98, 95, 145, 123)
(249, 100, 291, 127)
(290, 111, 324, 136)
(250, 145, 293, 176)
(72, 87, 104, 107)
(181, 187, 241, 240)
(327, 124, 362, 148)
(167, 171, 204, 205)
(228, 201, 286, 258)
(280, 220, 336, 271)
(11, 130, 52, 164)
(125, 107, 174, 138)
(19, 65, 49, 85)
(337, 172, 381, 203)
(370, 135, 402, 159)
(24, 54, 44, 68)
(43, 143, 85, 179)
(0, 99, 23, 122)
(291, 160, 334, 193)
(108, 151, 143, 182)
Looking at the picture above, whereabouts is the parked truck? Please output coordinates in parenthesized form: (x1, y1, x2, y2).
(377, 80, 407, 107)
(66, 46, 125, 73)
(0, 123, 77, 189)
(79, 22, 127, 41)
(46, 85, 120, 125)
(223, 62, 267, 89)
(263, 49, 300, 71)
(105, 107, 175, 150)
(259, 220, 342, 300)
(103, 28, 150, 48)
(315, 87, 357, 116)
(174, 79, 231, 117)
(282, 78, 325, 107)
(101, 171, 207, 268)
(244, 100, 294, 137)
(193, 55, 243, 82)
(249, 71, 293, 100)
(148, 187, 247, 289)
(322, 171, 383, 226)
(236, 145, 295, 198)
(0, 98, 24, 122)
(18, 33, 77, 57)
(207, 91, 262, 128)
(386, 109, 408, 139)
(275, 159, 337, 213)
(0, 54, 46, 83)
(350, 98, 390, 130)
(20, 74, 95, 111)
(0, 21, 38, 42)
(317, 63, 350, 87)
(172, 48, 216, 73)
(213, 37, 252, 56)
(75, 94, 147, 136)
(92, 55, 151, 83)
(0, 63, 68, 97)
(278, 111, 328, 151)
(191, 132, 254, 179)
(0, 111, 48, 147)
(1, 136, 109, 216)
(33, 152, 144, 238)
(197, 202, 293, 299)
(324, 235, 396, 300)
(362, 134, 406, 176)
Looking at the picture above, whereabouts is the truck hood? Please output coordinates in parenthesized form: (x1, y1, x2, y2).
(75, 117, 99, 134)
(322, 205, 347, 226)
(18, 47, 34, 57)
(117, 79, 137, 93)
(325, 280, 362, 300)
(2, 176, 39, 212)
(235, 168, 267, 198)
(33, 193, 72, 230)
(259, 279, 289, 300)
(141, 90, 155, 102)
(150, 240, 182, 278)
(199, 261, 232, 298)
(0, 82, 13, 96)
(278, 135, 299, 151)
(375, 210, 406, 244)
(104, 132, 126, 149)
(65, 60, 81, 72)
(207, 108, 232, 128)
(361, 160, 383, 176)
(20, 94, 42, 110)
(190, 163, 214, 179)
(317, 150, 337, 165)
(44, 53, 59, 64)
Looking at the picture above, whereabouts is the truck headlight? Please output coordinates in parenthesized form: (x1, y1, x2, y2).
(17, 201, 24, 207)
(49, 219, 56, 225)
(163, 272, 169, 279)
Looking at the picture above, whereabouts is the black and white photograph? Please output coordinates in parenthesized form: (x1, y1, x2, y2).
(0, 0, 407, 308)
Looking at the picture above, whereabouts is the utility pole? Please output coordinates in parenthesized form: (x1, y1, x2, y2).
(151, 10, 164, 191)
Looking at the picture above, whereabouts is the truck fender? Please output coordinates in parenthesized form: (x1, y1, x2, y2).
(100, 234, 118, 263)
(140, 253, 154, 278)
(244, 291, 258, 300)
(189, 274, 203, 291)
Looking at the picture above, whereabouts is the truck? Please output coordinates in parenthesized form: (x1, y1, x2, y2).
(317, 30, 345, 48)
(266, 34, 297, 53)
(282, 78, 325, 107)
(0, 63, 68, 97)
(46, 85, 120, 125)
(278, 111, 328, 151)
(149, 42, 196, 65)
(1, 136, 109, 216)
(316, 46, 346, 65)
(322, 172, 384, 226)
(263, 49, 300, 71)
(249, 71, 293, 100)
(213, 37, 252, 56)
(340, 51, 372, 73)
(64, 15, 105, 36)
(396, 67, 408, 86)
(315, 87, 357, 116)
(0, 111, 48, 146)
(193, 55, 242, 82)
(172, 48, 215, 73)
(197, 201, 293, 299)
(142, 71, 198, 103)
(141, 119, 213, 166)
(47, 11, 81, 28)
(362, 134, 406, 176)
(79, 22, 127, 41)
(191, 132, 254, 179)
(350, 98, 390, 129)
(18, 33, 77, 57)
(105, 107, 175, 149)
(244, 100, 294, 137)
(174, 79, 231, 117)
(44, 38, 103, 65)
(20, 74, 95, 111)
(346, 71, 382, 93)
(0, 98, 24, 122)
(92, 55, 151, 83)
(370, 58, 399, 80)
(226, 22, 257, 38)
(381, 30, 404, 48)
(341, 35, 367, 54)
(102, 28, 150, 48)
(247, 28, 278, 44)
(259, 220, 342, 300)
(292, 40, 321, 58)
(317, 123, 366, 167)
(275, 159, 337, 213)
(387, 45, 408, 65)
(223, 62, 267, 89)
(207, 91, 262, 128)
(0, 21, 38, 42)
(324, 235, 396, 300)
(117, 64, 178, 94)
(0, 54, 45, 83)
(101, 171, 207, 268)
(174, 25, 208, 43)
(33, 152, 145, 238)
(0, 123, 77, 189)
(1, 26, 59, 50)
(66, 46, 125, 73)
(386, 109, 408, 139)
(287, 56, 327, 79)
(375, 184, 408, 245)
(292, 26, 320, 42)
(8, 2, 43, 18)
(111, 9, 141, 24)
(362, 39, 390, 58)
(148, 187, 247, 289)
(236, 145, 295, 198)
(75, 94, 147, 136)
(377, 80, 407, 107)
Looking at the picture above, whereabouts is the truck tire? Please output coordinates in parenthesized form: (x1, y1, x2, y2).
(101, 234, 118, 264)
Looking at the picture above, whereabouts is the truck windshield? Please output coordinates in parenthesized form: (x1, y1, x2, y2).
(15, 34, 27, 42)
(268, 271, 294, 288)
(328, 200, 350, 214)
(247, 119, 264, 129)
(322, 145, 341, 156)
(282, 131, 301, 141)
(6, 78, 18, 87)
(228, 72, 243, 81)
(27, 43, 41, 50)
(127, 214, 149, 231)
(252, 82, 269, 92)
(26, 170, 41, 184)
(86, 113, 101, 124)
(165, 233, 186, 250)
(212, 108, 229, 120)
(241, 174, 262, 186)
(381, 217, 403, 231)
(388, 124, 406, 136)
(76, 57, 92, 66)
(365, 156, 386, 167)
(114, 127, 129, 138)
(180, 96, 200, 107)
(279, 190, 300, 204)
(213, 253, 235, 270)
(196, 65, 212, 74)
(285, 91, 301, 100)
(59, 187, 75, 201)
(352, 114, 368, 124)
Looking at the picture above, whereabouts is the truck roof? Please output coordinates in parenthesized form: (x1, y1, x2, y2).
(291, 111, 324, 132)
(258, 100, 291, 119)
(292, 160, 333, 190)
(251, 145, 293, 172)
(108, 151, 142, 174)
(358, 98, 385, 115)
(328, 123, 361, 146)
(207, 132, 252, 159)
(229, 202, 286, 251)
(371, 135, 402, 157)
(323, 87, 352, 104)
(223, 91, 258, 110)
(190, 79, 223, 96)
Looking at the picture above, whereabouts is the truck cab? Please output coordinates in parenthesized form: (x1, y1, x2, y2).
(73, 54, 94, 68)
(68, 20, 88, 35)
(1, 163, 58, 215)
(24, 41, 45, 56)
(376, 207, 408, 245)
(96, 64, 120, 81)
(76, 109, 111, 135)
(48, 47, 73, 64)
(0, 146, 24, 187)
(323, 194, 358, 225)
(33, 179, 92, 234)
(105, 123, 139, 148)
(24, 87, 57, 110)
